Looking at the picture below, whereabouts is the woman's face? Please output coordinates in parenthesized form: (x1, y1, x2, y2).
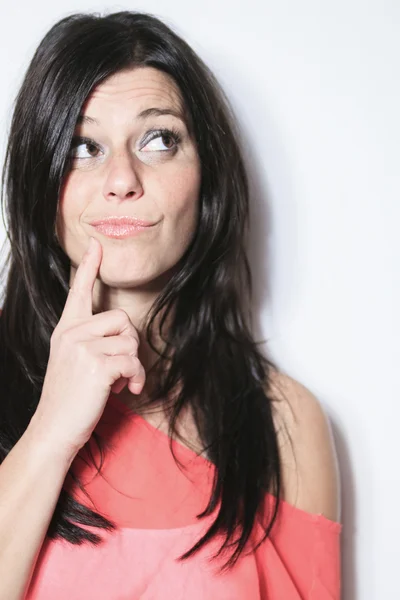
(56, 67, 201, 291)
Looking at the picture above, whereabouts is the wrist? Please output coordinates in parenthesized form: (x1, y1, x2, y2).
(24, 416, 79, 471)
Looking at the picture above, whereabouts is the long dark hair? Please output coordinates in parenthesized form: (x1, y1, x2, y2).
(0, 10, 285, 571)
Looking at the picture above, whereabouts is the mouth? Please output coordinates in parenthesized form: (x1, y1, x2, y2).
(89, 217, 159, 239)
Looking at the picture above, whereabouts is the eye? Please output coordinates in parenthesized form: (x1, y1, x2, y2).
(141, 127, 182, 153)
(68, 127, 182, 161)
(69, 137, 102, 159)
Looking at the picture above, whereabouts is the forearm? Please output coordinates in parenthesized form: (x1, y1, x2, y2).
(0, 421, 75, 600)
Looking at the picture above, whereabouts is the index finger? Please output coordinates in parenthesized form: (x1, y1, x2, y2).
(61, 237, 102, 322)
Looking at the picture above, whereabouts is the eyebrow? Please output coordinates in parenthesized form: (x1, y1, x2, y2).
(76, 107, 186, 126)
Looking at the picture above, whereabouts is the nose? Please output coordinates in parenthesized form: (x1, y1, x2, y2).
(102, 151, 144, 203)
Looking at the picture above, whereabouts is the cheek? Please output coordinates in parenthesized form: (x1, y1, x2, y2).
(58, 172, 88, 214)
(163, 165, 201, 223)
(56, 173, 88, 245)
(167, 183, 200, 244)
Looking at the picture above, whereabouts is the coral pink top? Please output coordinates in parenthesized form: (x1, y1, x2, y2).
(26, 392, 342, 599)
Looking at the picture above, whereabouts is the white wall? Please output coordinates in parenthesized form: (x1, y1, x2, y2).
(0, 2, 398, 598)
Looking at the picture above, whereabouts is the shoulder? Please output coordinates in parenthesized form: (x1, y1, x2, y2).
(267, 369, 341, 523)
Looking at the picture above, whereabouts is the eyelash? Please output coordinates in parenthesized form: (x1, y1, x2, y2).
(69, 127, 183, 159)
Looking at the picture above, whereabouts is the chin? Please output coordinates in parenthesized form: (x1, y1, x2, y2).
(99, 273, 156, 289)
(98, 266, 173, 291)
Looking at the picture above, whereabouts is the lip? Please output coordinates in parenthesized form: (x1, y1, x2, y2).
(89, 217, 159, 239)
(90, 216, 156, 227)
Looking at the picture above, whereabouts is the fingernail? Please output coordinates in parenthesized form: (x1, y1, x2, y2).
(88, 237, 95, 253)
(132, 382, 143, 395)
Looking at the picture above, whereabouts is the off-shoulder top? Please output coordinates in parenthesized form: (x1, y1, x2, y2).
(26, 392, 342, 599)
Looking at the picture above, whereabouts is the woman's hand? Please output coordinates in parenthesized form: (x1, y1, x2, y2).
(30, 237, 146, 458)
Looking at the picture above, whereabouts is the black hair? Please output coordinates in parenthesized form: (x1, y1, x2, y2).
(0, 10, 286, 572)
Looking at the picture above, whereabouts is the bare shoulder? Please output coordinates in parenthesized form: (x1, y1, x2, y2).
(267, 369, 341, 523)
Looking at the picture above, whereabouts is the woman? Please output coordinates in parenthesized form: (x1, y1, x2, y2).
(0, 10, 342, 599)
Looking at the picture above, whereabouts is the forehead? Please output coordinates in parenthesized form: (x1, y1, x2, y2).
(82, 67, 184, 113)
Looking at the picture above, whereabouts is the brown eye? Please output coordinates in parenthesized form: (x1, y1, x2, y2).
(141, 128, 182, 153)
(85, 142, 99, 156)
(161, 134, 175, 149)
(69, 137, 102, 159)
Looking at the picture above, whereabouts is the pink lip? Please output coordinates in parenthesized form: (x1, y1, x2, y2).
(90, 217, 156, 227)
(89, 217, 158, 239)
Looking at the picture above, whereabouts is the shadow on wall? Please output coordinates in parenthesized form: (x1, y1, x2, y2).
(226, 63, 357, 599)
(330, 417, 357, 600)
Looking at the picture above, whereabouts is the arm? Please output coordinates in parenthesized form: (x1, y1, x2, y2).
(265, 371, 342, 599)
(269, 370, 341, 522)
(0, 239, 144, 600)
(0, 420, 76, 600)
